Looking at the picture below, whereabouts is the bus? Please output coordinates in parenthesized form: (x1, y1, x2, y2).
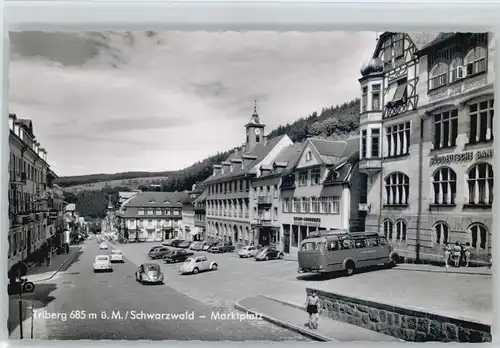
(297, 231, 399, 276)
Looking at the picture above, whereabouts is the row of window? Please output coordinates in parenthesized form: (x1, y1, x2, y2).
(207, 179, 251, 195)
(8, 189, 43, 215)
(10, 153, 48, 185)
(385, 163, 493, 207)
(8, 224, 46, 258)
(137, 209, 181, 216)
(253, 185, 279, 199)
(383, 219, 488, 250)
(282, 197, 340, 214)
(429, 46, 487, 91)
(127, 219, 181, 228)
(360, 99, 493, 160)
(296, 168, 322, 186)
(254, 207, 279, 221)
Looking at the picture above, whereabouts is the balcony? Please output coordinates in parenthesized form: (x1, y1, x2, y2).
(257, 196, 273, 205)
(358, 203, 371, 212)
(9, 172, 27, 186)
(255, 218, 272, 226)
(359, 158, 382, 174)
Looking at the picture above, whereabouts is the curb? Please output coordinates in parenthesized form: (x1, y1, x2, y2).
(32, 247, 82, 283)
(393, 265, 492, 276)
(260, 295, 305, 311)
(234, 298, 335, 342)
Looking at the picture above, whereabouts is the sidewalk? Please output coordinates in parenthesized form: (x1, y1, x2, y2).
(235, 295, 401, 342)
(26, 245, 83, 282)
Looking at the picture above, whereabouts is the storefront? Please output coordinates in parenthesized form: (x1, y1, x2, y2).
(281, 216, 330, 257)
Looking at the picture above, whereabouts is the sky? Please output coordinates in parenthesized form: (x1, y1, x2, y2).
(9, 31, 376, 177)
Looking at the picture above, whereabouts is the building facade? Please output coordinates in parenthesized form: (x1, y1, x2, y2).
(8, 113, 56, 269)
(119, 191, 188, 242)
(181, 184, 205, 241)
(280, 137, 365, 257)
(249, 143, 302, 250)
(359, 32, 494, 264)
(204, 106, 293, 246)
(193, 189, 207, 242)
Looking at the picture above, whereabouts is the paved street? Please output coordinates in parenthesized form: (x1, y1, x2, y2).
(15, 241, 307, 340)
(114, 242, 493, 324)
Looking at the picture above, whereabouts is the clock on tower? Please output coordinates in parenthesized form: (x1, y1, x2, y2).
(244, 100, 265, 152)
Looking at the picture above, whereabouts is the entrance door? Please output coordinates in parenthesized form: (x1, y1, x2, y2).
(284, 231, 290, 253)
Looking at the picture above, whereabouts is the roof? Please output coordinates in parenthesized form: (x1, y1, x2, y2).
(124, 191, 189, 208)
(302, 136, 360, 167)
(373, 32, 441, 58)
(259, 142, 303, 178)
(193, 189, 207, 203)
(204, 134, 287, 184)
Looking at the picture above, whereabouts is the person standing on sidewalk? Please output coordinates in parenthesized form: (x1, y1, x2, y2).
(305, 290, 321, 329)
(443, 243, 451, 268)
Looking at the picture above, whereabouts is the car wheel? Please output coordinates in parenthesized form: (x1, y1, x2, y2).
(265, 256, 269, 261)
(212, 263, 218, 271)
(345, 261, 356, 276)
(192, 267, 199, 274)
(279, 253, 284, 259)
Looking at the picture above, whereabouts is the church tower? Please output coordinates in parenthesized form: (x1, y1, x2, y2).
(245, 100, 265, 153)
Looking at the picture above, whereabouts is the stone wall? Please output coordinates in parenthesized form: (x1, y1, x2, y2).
(307, 288, 491, 342)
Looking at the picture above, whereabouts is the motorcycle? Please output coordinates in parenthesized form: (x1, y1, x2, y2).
(8, 278, 35, 295)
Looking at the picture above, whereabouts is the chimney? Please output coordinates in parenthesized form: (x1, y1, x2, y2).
(221, 161, 231, 173)
(9, 113, 16, 131)
(213, 164, 222, 176)
(242, 154, 257, 168)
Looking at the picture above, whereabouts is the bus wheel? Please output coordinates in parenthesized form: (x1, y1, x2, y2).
(390, 254, 399, 267)
(345, 261, 356, 276)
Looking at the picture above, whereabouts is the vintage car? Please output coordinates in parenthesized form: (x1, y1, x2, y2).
(99, 242, 108, 250)
(163, 249, 194, 263)
(178, 241, 192, 249)
(93, 255, 113, 272)
(179, 255, 218, 274)
(170, 239, 185, 247)
(110, 249, 124, 263)
(135, 263, 164, 284)
(202, 242, 217, 251)
(254, 246, 284, 261)
(189, 242, 203, 250)
(209, 242, 235, 253)
(148, 246, 171, 259)
(238, 245, 259, 258)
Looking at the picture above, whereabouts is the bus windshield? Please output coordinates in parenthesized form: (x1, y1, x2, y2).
(301, 242, 316, 251)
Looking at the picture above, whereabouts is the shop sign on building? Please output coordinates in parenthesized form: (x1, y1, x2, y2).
(49, 208, 59, 219)
(293, 216, 321, 226)
(430, 148, 493, 166)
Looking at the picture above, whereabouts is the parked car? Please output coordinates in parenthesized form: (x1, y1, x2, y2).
(202, 242, 216, 251)
(93, 255, 112, 272)
(148, 246, 171, 259)
(99, 242, 109, 250)
(178, 241, 192, 249)
(135, 263, 164, 284)
(238, 245, 258, 258)
(162, 239, 175, 246)
(163, 249, 194, 263)
(209, 242, 235, 253)
(189, 242, 202, 250)
(179, 255, 218, 274)
(255, 246, 284, 261)
(110, 249, 124, 263)
(170, 239, 184, 247)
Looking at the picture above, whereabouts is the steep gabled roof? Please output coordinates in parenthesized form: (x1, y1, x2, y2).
(124, 191, 189, 208)
(204, 134, 287, 184)
(373, 32, 441, 58)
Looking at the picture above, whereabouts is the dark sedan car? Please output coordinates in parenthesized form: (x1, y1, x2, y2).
(148, 246, 171, 259)
(254, 246, 284, 261)
(163, 249, 194, 263)
(135, 263, 164, 284)
(170, 239, 184, 247)
(209, 242, 235, 253)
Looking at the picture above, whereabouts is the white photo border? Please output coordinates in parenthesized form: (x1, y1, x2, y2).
(1, 0, 499, 347)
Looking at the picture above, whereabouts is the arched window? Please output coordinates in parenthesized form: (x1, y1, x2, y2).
(429, 62, 449, 90)
(394, 220, 407, 242)
(469, 223, 487, 249)
(465, 46, 487, 76)
(385, 172, 410, 205)
(434, 222, 449, 245)
(433, 167, 457, 205)
(383, 219, 393, 240)
(467, 163, 494, 205)
(449, 57, 465, 83)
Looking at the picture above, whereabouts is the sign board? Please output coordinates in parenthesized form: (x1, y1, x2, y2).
(429, 148, 493, 166)
(293, 216, 321, 226)
(64, 230, 70, 244)
(49, 209, 59, 219)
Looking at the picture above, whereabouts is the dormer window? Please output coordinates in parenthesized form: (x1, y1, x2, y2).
(147, 209, 153, 216)
(138, 209, 145, 216)
(149, 200, 156, 203)
(155, 209, 162, 215)
(163, 200, 170, 204)
(174, 210, 179, 216)
(166, 210, 171, 216)
(306, 150, 312, 161)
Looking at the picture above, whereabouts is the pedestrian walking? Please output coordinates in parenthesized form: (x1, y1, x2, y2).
(305, 290, 321, 329)
(463, 242, 471, 267)
(443, 243, 451, 268)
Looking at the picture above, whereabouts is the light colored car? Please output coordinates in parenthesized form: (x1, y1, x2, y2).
(100, 242, 108, 250)
(135, 263, 164, 284)
(179, 255, 218, 274)
(238, 245, 258, 258)
(189, 242, 201, 250)
(110, 249, 124, 263)
(93, 255, 112, 272)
